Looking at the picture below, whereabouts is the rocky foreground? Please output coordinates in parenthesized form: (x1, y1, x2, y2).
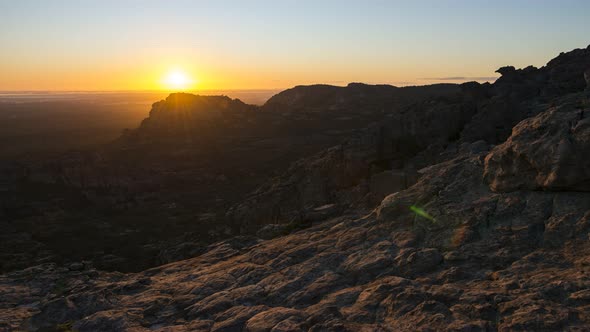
(2, 46, 590, 331)
(0, 83, 457, 274)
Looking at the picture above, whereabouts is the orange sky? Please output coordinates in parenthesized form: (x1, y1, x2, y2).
(1, 1, 589, 91)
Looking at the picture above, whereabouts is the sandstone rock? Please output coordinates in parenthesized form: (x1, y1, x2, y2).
(460, 140, 489, 154)
(3, 147, 590, 330)
(484, 101, 590, 192)
(256, 224, 290, 240)
(227, 128, 387, 233)
(245, 307, 307, 332)
(369, 169, 418, 200)
(306, 203, 339, 221)
(4, 45, 590, 332)
(67, 262, 84, 272)
(568, 289, 590, 305)
(73, 310, 133, 332)
(496, 66, 517, 77)
(395, 248, 443, 277)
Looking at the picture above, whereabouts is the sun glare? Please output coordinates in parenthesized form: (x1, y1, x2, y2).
(163, 70, 193, 91)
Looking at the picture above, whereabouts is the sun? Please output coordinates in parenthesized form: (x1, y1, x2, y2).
(162, 70, 194, 91)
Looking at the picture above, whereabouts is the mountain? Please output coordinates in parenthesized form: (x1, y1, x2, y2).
(262, 83, 458, 114)
(2, 45, 590, 331)
(0, 82, 460, 273)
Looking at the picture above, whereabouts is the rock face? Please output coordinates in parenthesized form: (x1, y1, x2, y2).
(3, 139, 590, 331)
(369, 169, 418, 199)
(227, 82, 488, 234)
(6, 44, 589, 276)
(263, 82, 459, 115)
(493, 46, 590, 99)
(0, 85, 459, 273)
(484, 98, 590, 192)
(227, 125, 402, 233)
(2, 45, 590, 331)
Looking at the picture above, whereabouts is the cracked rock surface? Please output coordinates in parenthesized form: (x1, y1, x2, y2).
(2, 46, 590, 331)
(3, 130, 590, 330)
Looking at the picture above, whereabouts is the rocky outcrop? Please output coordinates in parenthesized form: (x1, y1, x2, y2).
(369, 169, 418, 199)
(1, 83, 460, 274)
(3, 45, 590, 331)
(132, 93, 256, 141)
(465, 45, 590, 145)
(484, 95, 590, 192)
(3, 136, 590, 330)
(543, 45, 590, 97)
(227, 82, 493, 234)
(228, 44, 590, 235)
(262, 82, 460, 115)
(226, 125, 400, 233)
(493, 45, 590, 100)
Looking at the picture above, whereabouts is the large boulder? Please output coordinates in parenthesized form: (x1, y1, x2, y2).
(484, 98, 590, 192)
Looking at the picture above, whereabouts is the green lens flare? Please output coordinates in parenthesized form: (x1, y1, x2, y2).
(410, 205, 435, 222)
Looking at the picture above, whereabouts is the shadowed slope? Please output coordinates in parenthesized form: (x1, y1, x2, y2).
(2, 45, 590, 331)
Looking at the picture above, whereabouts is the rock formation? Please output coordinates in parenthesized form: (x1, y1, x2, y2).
(2, 45, 590, 331)
(3, 118, 590, 329)
(485, 97, 590, 192)
(0, 81, 463, 273)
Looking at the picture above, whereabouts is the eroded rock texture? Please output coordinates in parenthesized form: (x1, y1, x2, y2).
(3, 135, 590, 331)
(2, 45, 590, 331)
(485, 97, 590, 192)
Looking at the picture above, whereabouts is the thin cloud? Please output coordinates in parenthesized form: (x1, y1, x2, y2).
(420, 76, 499, 82)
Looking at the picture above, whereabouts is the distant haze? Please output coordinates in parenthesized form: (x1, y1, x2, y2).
(0, 90, 279, 159)
(0, 90, 280, 106)
(1, 0, 589, 90)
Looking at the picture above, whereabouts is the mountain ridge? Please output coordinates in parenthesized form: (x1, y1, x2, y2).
(0, 80, 461, 273)
(2, 44, 590, 331)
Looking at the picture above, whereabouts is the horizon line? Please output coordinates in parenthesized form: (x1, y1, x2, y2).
(0, 89, 285, 94)
(0, 81, 468, 94)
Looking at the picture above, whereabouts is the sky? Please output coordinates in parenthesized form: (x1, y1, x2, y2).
(1, 0, 589, 91)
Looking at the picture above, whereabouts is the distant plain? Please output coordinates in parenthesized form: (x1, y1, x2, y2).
(0, 90, 279, 160)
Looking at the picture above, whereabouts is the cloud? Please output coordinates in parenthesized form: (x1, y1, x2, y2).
(420, 76, 499, 82)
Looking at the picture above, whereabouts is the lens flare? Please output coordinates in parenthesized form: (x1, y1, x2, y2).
(163, 70, 193, 90)
(410, 205, 436, 222)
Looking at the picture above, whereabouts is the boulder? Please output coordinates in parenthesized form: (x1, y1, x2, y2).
(484, 101, 590, 192)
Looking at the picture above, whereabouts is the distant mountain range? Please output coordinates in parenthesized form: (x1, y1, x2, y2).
(2, 44, 590, 331)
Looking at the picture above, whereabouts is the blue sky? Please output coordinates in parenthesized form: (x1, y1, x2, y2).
(1, 0, 589, 90)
